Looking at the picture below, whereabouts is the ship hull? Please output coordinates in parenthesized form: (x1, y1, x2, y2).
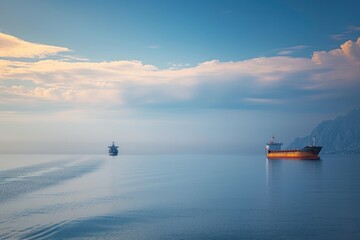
(267, 146, 322, 160)
(108, 142, 119, 156)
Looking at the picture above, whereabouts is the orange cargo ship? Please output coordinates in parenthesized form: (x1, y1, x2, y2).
(266, 136, 322, 160)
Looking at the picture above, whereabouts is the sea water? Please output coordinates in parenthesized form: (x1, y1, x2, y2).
(0, 154, 359, 239)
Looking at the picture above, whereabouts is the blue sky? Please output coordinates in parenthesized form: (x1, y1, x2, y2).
(2, 0, 360, 66)
(0, 0, 359, 153)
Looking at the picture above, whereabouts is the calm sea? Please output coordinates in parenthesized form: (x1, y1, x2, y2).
(0, 154, 359, 239)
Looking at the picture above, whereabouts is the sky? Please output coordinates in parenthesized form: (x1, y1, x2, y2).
(0, 0, 360, 154)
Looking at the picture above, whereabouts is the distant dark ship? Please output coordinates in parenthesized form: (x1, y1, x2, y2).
(266, 136, 322, 160)
(108, 142, 119, 156)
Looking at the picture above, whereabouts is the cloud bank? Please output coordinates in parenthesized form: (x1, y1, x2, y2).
(1, 33, 359, 111)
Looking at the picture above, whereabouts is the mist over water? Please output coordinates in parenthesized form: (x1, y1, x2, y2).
(0, 154, 359, 239)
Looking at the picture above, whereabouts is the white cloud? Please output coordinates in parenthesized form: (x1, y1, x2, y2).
(0, 32, 70, 58)
(0, 34, 359, 110)
(311, 37, 360, 87)
(276, 45, 309, 56)
(313, 37, 360, 63)
(59, 54, 89, 62)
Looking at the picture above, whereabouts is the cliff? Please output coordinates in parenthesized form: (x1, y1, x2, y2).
(287, 108, 360, 154)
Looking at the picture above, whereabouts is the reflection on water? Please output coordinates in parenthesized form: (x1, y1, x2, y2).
(266, 158, 322, 186)
(0, 154, 359, 239)
(266, 158, 323, 209)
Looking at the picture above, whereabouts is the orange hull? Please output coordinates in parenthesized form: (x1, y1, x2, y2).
(267, 150, 320, 160)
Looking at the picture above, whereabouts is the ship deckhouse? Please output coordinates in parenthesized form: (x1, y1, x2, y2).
(266, 136, 283, 152)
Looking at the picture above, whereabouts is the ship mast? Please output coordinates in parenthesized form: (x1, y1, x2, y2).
(271, 135, 275, 144)
(312, 134, 316, 146)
